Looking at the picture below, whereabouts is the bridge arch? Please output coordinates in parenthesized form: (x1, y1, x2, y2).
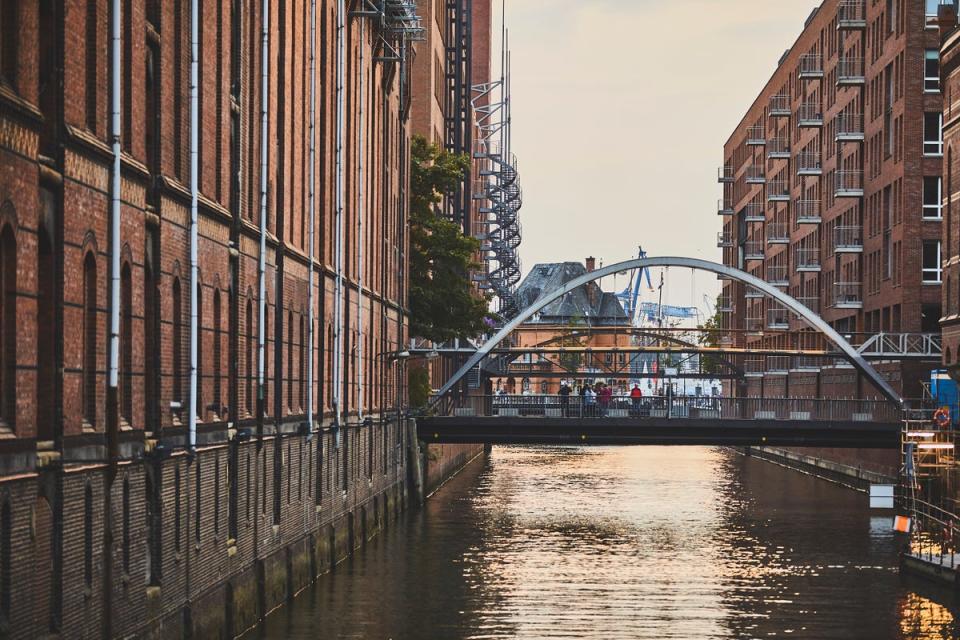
(434, 257, 902, 406)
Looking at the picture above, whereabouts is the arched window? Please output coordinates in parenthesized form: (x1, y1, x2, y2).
(144, 257, 158, 433)
(0, 226, 15, 429)
(299, 315, 305, 410)
(196, 283, 203, 420)
(1, 1, 19, 89)
(122, 476, 130, 574)
(173, 278, 183, 411)
(36, 212, 54, 440)
(213, 289, 222, 418)
(287, 310, 293, 412)
(83, 251, 97, 427)
(121, 262, 132, 423)
(83, 484, 93, 587)
(0, 500, 10, 621)
(246, 298, 253, 415)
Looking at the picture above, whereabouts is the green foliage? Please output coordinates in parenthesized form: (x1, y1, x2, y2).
(697, 298, 723, 375)
(409, 135, 492, 342)
(408, 365, 431, 410)
(557, 313, 587, 372)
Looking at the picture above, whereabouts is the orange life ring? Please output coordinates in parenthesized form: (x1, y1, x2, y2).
(934, 406, 950, 428)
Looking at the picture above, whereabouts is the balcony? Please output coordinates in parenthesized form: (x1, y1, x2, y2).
(718, 165, 734, 183)
(769, 94, 791, 117)
(797, 296, 820, 314)
(745, 358, 764, 377)
(745, 285, 764, 299)
(837, 1, 866, 28)
(746, 125, 765, 146)
(745, 165, 766, 184)
(766, 265, 789, 286)
(718, 198, 734, 216)
(832, 282, 862, 309)
(835, 170, 863, 197)
(744, 202, 765, 222)
(767, 180, 790, 202)
(795, 247, 821, 271)
(743, 241, 765, 261)
(791, 356, 822, 372)
(796, 151, 822, 175)
(766, 222, 789, 244)
(796, 199, 822, 224)
(767, 356, 790, 374)
(745, 316, 764, 334)
(717, 295, 733, 313)
(767, 138, 790, 159)
(767, 306, 790, 330)
(835, 113, 864, 141)
(797, 102, 823, 127)
(717, 231, 733, 248)
(799, 54, 824, 79)
(834, 225, 863, 252)
(837, 57, 865, 85)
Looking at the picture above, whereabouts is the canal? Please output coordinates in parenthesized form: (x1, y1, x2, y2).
(258, 447, 960, 639)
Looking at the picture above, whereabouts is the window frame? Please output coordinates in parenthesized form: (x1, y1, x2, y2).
(922, 239, 943, 283)
(924, 112, 944, 156)
(923, 176, 944, 220)
(925, 50, 941, 93)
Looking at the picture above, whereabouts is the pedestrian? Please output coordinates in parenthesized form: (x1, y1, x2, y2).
(584, 383, 597, 416)
(598, 383, 612, 416)
(630, 383, 643, 416)
(558, 381, 572, 417)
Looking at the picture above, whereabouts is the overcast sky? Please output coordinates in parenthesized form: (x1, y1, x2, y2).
(491, 0, 820, 311)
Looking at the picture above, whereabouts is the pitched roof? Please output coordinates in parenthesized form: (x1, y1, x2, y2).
(514, 262, 628, 325)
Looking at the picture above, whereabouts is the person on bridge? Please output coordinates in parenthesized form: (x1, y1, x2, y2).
(584, 384, 597, 416)
(558, 381, 572, 417)
(598, 383, 612, 416)
(630, 384, 643, 415)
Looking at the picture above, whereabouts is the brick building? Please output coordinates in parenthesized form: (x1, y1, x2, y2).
(0, 1, 481, 637)
(719, 0, 949, 404)
(939, 4, 960, 372)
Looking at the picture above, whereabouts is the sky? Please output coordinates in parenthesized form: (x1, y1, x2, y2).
(491, 0, 821, 311)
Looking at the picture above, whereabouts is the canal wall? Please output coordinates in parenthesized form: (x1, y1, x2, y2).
(423, 444, 486, 497)
(741, 445, 897, 491)
(0, 420, 488, 639)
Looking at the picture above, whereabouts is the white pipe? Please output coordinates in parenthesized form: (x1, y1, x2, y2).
(357, 17, 365, 419)
(306, 0, 316, 437)
(188, 0, 199, 450)
(258, 0, 270, 419)
(333, 0, 345, 428)
(108, 0, 121, 402)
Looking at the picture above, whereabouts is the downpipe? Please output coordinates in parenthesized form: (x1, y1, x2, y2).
(306, 0, 317, 438)
(257, 0, 271, 446)
(357, 16, 365, 421)
(333, 0, 345, 442)
(188, 0, 200, 453)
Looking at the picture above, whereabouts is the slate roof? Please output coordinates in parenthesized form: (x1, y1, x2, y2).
(514, 262, 628, 326)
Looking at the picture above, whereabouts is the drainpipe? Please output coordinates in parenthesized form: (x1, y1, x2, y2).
(334, 0, 345, 432)
(357, 17, 365, 419)
(258, 0, 271, 443)
(188, 0, 200, 452)
(307, 0, 316, 438)
(105, 0, 121, 634)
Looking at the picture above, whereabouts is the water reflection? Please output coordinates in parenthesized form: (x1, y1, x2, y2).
(259, 447, 960, 639)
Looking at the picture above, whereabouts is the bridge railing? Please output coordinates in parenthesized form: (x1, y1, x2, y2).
(433, 394, 902, 423)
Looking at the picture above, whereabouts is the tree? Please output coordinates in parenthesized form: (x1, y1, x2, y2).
(409, 135, 492, 342)
(697, 298, 723, 375)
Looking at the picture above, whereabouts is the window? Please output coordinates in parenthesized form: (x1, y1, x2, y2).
(86, 0, 97, 130)
(923, 240, 943, 283)
(122, 477, 130, 574)
(213, 290, 221, 418)
(0, 1, 18, 88)
(83, 485, 93, 587)
(246, 299, 253, 415)
(121, 263, 132, 423)
(174, 467, 181, 552)
(924, 177, 943, 219)
(925, 112, 944, 155)
(196, 284, 203, 420)
(926, 50, 940, 92)
(195, 460, 201, 542)
(0, 501, 10, 621)
(173, 278, 183, 411)
(83, 252, 97, 426)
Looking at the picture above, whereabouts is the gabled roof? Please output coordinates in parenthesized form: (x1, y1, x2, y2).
(514, 262, 628, 326)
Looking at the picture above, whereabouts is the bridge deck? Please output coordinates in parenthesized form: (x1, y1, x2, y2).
(421, 395, 903, 448)
(417, 415, 901, 447)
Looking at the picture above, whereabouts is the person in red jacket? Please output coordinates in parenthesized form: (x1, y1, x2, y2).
(630, 383, 643, 416)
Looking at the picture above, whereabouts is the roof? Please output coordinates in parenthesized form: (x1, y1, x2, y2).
(514, 262, 628, 326)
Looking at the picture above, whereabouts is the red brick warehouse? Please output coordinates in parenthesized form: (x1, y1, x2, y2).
(0, 0, 481, 637)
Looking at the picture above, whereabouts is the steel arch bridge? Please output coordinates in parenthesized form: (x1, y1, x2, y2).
(433, 256, 901, 405)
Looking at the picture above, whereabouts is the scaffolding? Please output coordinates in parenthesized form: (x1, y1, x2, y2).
(471, 21, 522, 319)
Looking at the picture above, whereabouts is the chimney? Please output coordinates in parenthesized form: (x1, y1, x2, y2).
(585, 256, 595, 272)
(940, 2, 958, 41)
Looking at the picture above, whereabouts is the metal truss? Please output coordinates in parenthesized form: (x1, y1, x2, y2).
(350, 0, 425, 64)
(445, 0, 473, 231)
(471, 31, 522, 319)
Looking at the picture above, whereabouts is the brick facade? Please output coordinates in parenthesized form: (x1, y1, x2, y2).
(0, 1, 485, 637)
(719, 0, 947, 401)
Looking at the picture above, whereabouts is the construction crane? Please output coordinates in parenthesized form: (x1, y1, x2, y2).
(616, 247, 698, 327)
